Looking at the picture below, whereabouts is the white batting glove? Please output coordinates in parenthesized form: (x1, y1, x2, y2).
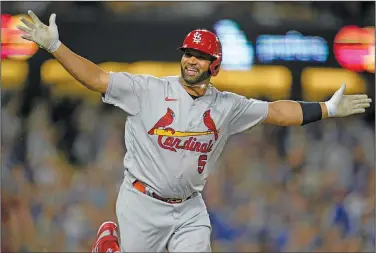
(325, 83, 372, 117)
(17, 10, 61, 53)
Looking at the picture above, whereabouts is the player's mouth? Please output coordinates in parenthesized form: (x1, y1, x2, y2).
(185, 67, 199, 76)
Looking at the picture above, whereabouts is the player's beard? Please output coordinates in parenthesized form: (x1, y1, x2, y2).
(180, 65, 211, 86)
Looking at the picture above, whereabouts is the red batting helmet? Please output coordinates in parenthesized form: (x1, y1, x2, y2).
(178, 29, 222, 77)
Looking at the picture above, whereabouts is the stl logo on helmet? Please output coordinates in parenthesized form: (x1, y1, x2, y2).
(193, 32, 202, 44)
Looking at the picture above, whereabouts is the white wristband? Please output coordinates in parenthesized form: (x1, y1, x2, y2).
(47, 40, 62, 53)
(325, 101, 336, 117)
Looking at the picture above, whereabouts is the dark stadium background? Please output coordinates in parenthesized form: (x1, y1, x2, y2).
(2, 2, 375, 252)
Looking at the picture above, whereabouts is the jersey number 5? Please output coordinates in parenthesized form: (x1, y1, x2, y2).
(197, 155, 207, 174)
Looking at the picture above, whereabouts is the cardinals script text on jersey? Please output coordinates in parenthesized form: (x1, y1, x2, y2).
(148, 108, 219, 154)
(148, 108, 219, 174)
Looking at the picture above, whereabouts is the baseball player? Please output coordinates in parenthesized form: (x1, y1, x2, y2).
(18, 11, 371, 253)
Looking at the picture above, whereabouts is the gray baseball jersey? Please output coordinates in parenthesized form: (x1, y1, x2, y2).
(102, 72, 268, 199)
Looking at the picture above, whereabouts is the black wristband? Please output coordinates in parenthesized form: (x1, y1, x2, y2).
(299, 102, 322, 125)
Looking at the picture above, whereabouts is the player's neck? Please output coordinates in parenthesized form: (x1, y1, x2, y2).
(184, 85, 207, 97)
(179, 77, 209, 97)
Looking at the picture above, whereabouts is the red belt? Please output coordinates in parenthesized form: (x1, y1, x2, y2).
(132, 180, 195, 204)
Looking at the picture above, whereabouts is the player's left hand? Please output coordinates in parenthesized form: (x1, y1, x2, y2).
(325, 83, 372, 117)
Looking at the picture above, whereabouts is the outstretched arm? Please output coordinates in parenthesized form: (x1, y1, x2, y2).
(263, 84, 372, 126)
(51, 44, 109, 94)
(17, 11, 109, 94)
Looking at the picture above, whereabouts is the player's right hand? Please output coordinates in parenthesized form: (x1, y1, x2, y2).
(17, 10, 61, 53)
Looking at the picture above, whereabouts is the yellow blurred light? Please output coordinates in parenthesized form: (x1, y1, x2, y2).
(41, 60, 293, 101)
(41, 59, 73, 83)
(301, 67, 367, 101)
(128, 61, 180, 77)
(41, 59, 100, 103)
(215, 66, 292, 100)
(1, 59, 29, 89)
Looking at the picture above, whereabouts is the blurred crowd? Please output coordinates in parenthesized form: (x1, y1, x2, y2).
(2, 89, 374, 252)
(2, 92, 125, 252)
(207, 116, 375, 252)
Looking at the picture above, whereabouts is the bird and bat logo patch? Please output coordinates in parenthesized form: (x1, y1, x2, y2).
(148, 107, 219, 154)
